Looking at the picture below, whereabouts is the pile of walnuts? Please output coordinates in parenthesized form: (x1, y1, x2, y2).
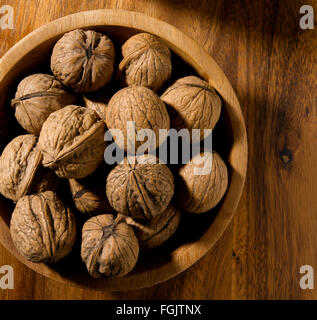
(0, 29, 228, 278)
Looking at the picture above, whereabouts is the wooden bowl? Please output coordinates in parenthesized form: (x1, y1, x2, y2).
(0, 10, 247, 291)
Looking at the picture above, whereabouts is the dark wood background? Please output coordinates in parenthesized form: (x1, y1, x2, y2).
(0, 0, 316, 299)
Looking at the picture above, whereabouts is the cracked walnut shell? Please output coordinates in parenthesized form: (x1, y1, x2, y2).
(10, 191, 76, 263)
(126, 202, 181, 249)
(106, 155, 174, 221)
(177, 151, 228, 214)
(0, 134, 58, 202)
(161, 76, 222, 142)
(106, 86, 170, 153)
(38, 105, 106, 179)
(11, 73, 76, 135)
(81, 214, 139, 278)
(51, 29, 115, 92)
(119, 33, 172, 91)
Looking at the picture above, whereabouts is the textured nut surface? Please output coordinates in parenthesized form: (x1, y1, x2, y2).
(127, 202, 181, 249)
(11, 74, 76, 135)
(119, 33, 172, 91)
(0, 134, 58, 202)
(83, 95, 108, 121)
(161, 76, 222, 142)
(69, 178, 113, 215)
(10, 191, 76, 263)
(177, 151, 228, 213)
(51, 29, 115, 92)
(106, 155, 174, 221)
(106, 86, 170, 152)
(81, 214, 139, 278)
(38, 105, 106, 179)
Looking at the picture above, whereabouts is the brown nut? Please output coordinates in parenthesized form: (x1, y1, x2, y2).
(105, 86, 170, 153)
(81, 214, 139, 278)
(161, 76, 221, 142)
(177, 151, 228, 213)
(51, 29, 115, 92)
(83, 94, 108, 121)
(38, 105, 106, 179)
(0, 134, 59, 202)
(126, 202, 181, 249)
(69, 178, 113, 215)
(11, 73, 76, 135)
(106, 155, 174, 221)
(10, 191, 76, 263)
(119, 33, 172, 91)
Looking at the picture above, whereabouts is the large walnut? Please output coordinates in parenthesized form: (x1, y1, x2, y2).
(0, 134, 59, 202)
(11, 74, 76, 135)
(81, 214, 139, 278)
(177, 151, 228, 213)
(106, 155, 174, 221)
(119, 33, 172, 92)
(161, 76, 222, 142)
(126, 202, 181, 249)
(105, 86, 170, 153)
(10, 191, 76, 263)
(38, 105, 106, 179)
(51, 29, 115, 92)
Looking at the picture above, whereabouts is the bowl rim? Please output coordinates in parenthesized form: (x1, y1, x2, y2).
(0, 9, 248, 291)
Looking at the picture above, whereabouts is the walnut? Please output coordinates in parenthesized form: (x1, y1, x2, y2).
(106, 155, 174, 221)
(51, 29, 115, 92)
(69, 178, 113, 215)
(38, 105, 106, 179)
(177, 151, 228, 213)
(83, 94, 108, 121)
(105, 86, 170, 152)
(161, 76, 222, 142)
(119, 33, 172, 91)
(81, 214, 139, 278)
(10, 191, 76, 263)
(126, 202, 181, 249)
(11, 74, 76, 135)
(0, 134, 59, 202)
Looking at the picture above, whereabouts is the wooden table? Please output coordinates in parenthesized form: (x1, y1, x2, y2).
(0, 0, 316, 300)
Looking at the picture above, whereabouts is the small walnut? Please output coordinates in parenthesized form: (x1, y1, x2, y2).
(161, 76, 222, 142)
(38, 105, 106, 179)
(105, 86, 170, 152)
(0, 134, 59, 202)
(106, 155, 174, 221)
(83, 94, 108, 121)
(51, 29, 115, 92)
(177, 151, 228, 213)
(119, 33, 172, 91)
(81, 214, 139, 278)
(10, 191, 76, 263)
(126, 202, 181, 249)
(69, 178, 113, 215)
(11, 74, 76, 135)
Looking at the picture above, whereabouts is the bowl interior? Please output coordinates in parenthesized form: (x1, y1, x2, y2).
(0, 11, 247, 291)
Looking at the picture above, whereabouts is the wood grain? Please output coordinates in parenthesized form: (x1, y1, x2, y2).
(0, 0, 317, 299)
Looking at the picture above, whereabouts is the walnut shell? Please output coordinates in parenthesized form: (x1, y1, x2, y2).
(177, 151, 228, 213)
(161, 76, 222, 142)
(83, 94, 108, 121)
(81, 214, 139, 278)
(106, 155, 174, 221)
(38, 105, 106, 179)
(11, 74, 76, 135)
(69, 178, 113, 215)
(105, 86, 170, 153)
(51, 29, 115, 92)
(119, 33, 172, 91)
(10, 191, 76, 263)
(126, 202, 181, 249)
(0, 134, 59, 202)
